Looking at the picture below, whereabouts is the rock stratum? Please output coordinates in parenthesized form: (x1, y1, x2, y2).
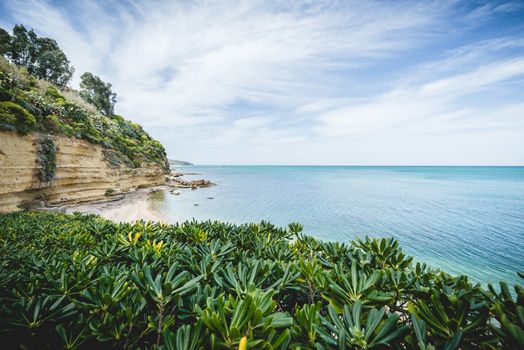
(0, 130, 166, 213)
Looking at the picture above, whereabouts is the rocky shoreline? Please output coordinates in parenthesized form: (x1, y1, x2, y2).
(165, 171, 215, 189)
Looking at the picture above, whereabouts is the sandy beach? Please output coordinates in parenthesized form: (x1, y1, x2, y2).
(63, 188, 166, 223)
(59, 170, 215, 223)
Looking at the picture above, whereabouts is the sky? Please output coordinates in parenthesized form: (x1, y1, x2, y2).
(1, 0, 524, 165)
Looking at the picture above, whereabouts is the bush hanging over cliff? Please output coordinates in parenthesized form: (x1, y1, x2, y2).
(0, 57, 168, 171)
(0, 211, 522, 349)
(35, 135, 56, 182)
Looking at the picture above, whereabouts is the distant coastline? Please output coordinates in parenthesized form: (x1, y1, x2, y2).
(168, 159, 194, 166)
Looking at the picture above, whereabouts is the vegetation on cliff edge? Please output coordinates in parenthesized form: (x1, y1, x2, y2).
(0, 57, 168, 170)
(0, 24, 168, 171)
(0, 212, 522, 349)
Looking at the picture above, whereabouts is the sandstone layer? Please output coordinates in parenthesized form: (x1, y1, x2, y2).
(0, 130, 166, 213)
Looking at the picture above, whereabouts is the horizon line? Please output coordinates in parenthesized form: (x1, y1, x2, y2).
(174, 164, 524, 167)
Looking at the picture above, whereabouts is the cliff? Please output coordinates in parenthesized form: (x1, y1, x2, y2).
(0, 130, 166, 213)
(0, 57, 169, 213)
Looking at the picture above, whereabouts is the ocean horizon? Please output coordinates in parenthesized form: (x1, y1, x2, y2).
(152, 165, 524, 287)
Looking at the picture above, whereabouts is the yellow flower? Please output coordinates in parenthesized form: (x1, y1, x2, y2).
(128, 231, 142, 245)
(238, 336, 247, 350)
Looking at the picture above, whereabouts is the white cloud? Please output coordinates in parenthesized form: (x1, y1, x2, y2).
(314, 56, 524, 145)
(420, 58, 524, 96)
(465, 0, 523, 21)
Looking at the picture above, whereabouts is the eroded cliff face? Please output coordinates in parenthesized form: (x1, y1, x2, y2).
(0, 130, 167, 213)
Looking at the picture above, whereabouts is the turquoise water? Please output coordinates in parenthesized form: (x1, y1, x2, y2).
(151, 166, 524, 287)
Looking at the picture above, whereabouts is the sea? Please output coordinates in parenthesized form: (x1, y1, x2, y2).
(149, 166, 524, 287)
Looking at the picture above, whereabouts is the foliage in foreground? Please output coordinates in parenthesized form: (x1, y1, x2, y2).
(0, 212, 522, 349)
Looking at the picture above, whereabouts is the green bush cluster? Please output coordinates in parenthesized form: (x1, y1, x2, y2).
(0, 100, 36, 134)
(0, 212, 522, 349)
(0, 58, 168, 171)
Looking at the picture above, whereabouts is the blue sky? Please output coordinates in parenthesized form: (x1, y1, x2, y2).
(1, 0, 524, 165)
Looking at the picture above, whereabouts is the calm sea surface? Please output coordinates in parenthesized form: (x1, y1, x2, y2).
(150, 166, 524, 287)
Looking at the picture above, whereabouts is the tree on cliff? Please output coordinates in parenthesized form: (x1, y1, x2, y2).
(0, 28, 10, 56)
(79, 72, 117, 116)
(0, 24, 74, 87)
(30, 36, 74, 88)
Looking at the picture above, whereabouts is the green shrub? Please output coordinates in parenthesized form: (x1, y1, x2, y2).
(0, 212, 522, 349)
(0, 100, 36, 134)
(104, 188, 116, 196)
(45, 85, 63, 99)
(0, 103, 16, 124)
(62, 123, 75, 137)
